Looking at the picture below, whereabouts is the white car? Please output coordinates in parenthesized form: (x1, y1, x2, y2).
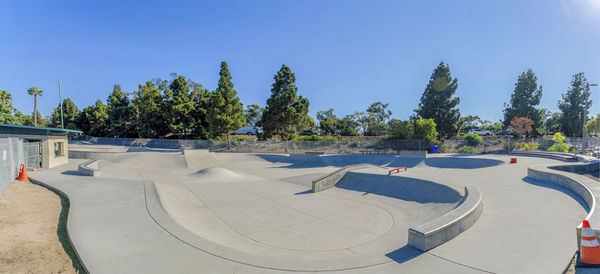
(232, 127, 257, 135)
(468, 128, 492, 136)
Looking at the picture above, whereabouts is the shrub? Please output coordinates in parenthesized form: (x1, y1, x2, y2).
(463, 133, 483, 146)
(293, 135, 323, 142)
(236, 136, 248, 142)
(547, 132, 569, 153)
(455, 145, 478, 154)
(322, 136, 338, 142)
(512, 141, 538, 151)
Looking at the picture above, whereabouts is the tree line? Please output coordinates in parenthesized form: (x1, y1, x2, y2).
(0, 61, 597, 141)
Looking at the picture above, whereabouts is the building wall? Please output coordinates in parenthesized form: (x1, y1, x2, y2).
(0, 134, 68, 169)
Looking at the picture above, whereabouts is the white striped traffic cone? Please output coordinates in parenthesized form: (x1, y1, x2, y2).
(580, 220, 600, 265)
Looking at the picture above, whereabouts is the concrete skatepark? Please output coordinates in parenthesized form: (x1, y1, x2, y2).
(29, 145, 599, 273)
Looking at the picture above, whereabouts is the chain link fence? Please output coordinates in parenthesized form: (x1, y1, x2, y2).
(0, 138, 25, 198)
(72, 135, 600, 157)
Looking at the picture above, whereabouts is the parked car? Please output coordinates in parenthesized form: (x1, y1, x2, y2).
(468, 128, 492, 136)
(300, 130, 318, 136)
(496, 130, 511, 136)
(232, 126, 257, 135)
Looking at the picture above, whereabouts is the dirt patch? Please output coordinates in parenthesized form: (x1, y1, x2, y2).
(0, 180, 85, 273)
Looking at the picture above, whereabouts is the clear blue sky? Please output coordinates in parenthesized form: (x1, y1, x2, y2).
(1, 0, 599, 122)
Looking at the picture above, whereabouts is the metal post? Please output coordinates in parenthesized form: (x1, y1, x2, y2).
(58, 80, 64, 129)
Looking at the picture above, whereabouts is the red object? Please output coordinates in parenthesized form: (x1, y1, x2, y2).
(388, 167, 408, 175)
(510, 158, 517, 163)
(18, 164, 28, 181)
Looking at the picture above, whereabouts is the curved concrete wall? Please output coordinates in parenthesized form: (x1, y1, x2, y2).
(408, 186, 483, 251)
(527, 163, 599, 251)
(311, 163, 387, 192)
(78, 159, 100, 176)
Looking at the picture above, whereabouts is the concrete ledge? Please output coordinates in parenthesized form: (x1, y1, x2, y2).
(408, 186, 483, 251)
(511, 151, 577, 161)
(77, 159, 100, 176)
(397, 150, 427, 158)
(312, 163, 388, 192)
(69, 150, 126, 159)
(527, 163, 600, 252)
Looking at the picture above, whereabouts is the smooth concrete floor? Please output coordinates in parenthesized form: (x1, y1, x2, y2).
(30, 151, 587, 273)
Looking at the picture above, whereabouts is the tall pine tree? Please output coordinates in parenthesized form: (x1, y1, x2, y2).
(503, 69, 544, 136)
(133, 81, 170, 138)
(414, 61, 460, 139)
(558, 72, 592, 137)
(107, 84, 137, 137)
(207, 61, 245, 144)
(260, 64, 311, 140)
(164, 75, 195, 137)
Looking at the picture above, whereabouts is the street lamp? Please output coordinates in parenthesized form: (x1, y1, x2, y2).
(58, 80, 64, 129)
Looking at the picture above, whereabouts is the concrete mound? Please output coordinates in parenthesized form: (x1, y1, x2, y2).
(424, 157, 504, 169)
(188, 167, 243, 182)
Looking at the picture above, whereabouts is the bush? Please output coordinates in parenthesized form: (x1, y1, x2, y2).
(292, 135, 323, 142)
(236, 136, 248, 142)
(512, 141, 538, 151)
(547, 132, 569, 153)
(455, 145, 478, 154)
(322, 136, 338, 142)
(464, 133, 483, 146)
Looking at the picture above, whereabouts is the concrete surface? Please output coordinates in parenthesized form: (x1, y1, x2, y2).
(29, 151, 588, 273)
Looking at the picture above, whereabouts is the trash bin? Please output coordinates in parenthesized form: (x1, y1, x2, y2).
(430, 145, 439, 153)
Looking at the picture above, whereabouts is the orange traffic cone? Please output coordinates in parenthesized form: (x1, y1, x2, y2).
(579, 220, 600, 265)
(18, 164, 28, 181)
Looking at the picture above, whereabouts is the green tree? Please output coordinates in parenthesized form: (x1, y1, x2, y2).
(207, 61, 245, 145)
(503, 69, 544, 136)
(413, 118, 438, 142)
(22, 111, 48, 127)
(0, 90, 12, 106)
(164, 75, 195, 137)
(50, 98, 80, 129)
(414, 61, 461, 139)
(244, 104, 264, 127)
(585, 114, 600, 136)
(133, 81, 170, 138)
(106, 84, 137, 137)
(260, 64, 311, 140)
(190, 82, 212, 139)
(388, 119, 414, 139)
(558, 72, 592, 137)
(544, 111, 562, 135)
(365, 102, 392, 136)
(27, 87, 43, 126)
(317, 108, 339, 135)
(458, 115, 480, 134)
(337, 115, 359, 136)
(77, 99, 109, 136)
(547, 132, 569, 152)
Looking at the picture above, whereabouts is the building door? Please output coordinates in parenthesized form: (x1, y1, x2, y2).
(23, 140, 42, 169)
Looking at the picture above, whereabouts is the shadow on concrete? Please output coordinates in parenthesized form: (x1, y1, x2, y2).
(294, 189, 313, 195)
(61, 170, 81, 176)
(256, 154, 424, 169)
(522, 177, 589, 212)
(336, 172, 463, 204)
(385, 245, 423, 263)
(424, 157, 504, 169)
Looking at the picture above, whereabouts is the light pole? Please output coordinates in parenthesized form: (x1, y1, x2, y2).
(583, 83, 598, 153)
(58, 80, 64, 129)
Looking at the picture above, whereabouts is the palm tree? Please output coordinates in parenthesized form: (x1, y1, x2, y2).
(27, 87, 43, 126)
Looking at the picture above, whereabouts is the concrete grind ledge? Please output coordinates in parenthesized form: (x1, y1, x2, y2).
(510, 151, 578, 162)
(527, 163, 600, 253)
(312, 163, 388, 192)
(407, 186, 483, 252)
(77, 159, 100, 176)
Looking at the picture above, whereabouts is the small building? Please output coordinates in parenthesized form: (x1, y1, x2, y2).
(0, 124, 82, 169)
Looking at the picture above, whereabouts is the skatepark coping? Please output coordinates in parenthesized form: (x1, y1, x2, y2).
(407, 186, 483, 251)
